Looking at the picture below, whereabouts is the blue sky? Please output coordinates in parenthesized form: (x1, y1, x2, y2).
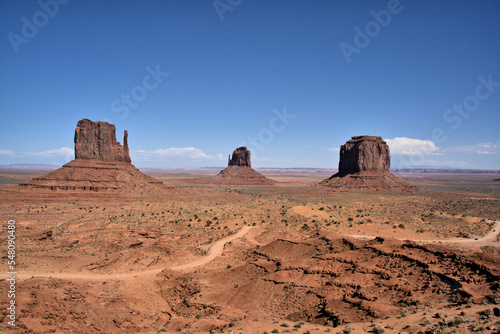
(1, 0, 499, 169)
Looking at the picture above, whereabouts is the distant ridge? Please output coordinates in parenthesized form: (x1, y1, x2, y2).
(393, 168, 500, 174)
(0, 164, 60, 170)
(4, 165, 498, 174)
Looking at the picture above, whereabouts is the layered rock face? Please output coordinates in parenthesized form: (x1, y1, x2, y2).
(321, 135, 414, 191)
(20, 119, 171, 194)
(228, 147, 251, 167)
(74, 119, 131, 162)
(338, 136, 390, 176)
(216, 147, 274, 185)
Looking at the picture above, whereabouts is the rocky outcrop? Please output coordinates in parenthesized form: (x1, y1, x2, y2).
(216, 165, 275, 185)
(20, 119, 172, 194)
(321, 135, 415, 191)
(74, 119, 130, 162)
(160, 233, 500, 329)
(338, 136, 390, 176)
(212, 147, 274, 185)
(228, 147, 251, 167)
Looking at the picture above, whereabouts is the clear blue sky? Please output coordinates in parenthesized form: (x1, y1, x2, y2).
(1, 0, 499, 169)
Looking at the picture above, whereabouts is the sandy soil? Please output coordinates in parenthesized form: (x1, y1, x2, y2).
(0, 170, 499, 333)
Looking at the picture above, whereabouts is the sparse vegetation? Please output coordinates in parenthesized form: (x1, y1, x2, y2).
(0, 169, 498, 333)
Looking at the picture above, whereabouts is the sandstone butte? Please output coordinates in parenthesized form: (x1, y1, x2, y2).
(20, 119, 171, 194)
(320, 135, 415, 191)
(216, 147, 275, 185)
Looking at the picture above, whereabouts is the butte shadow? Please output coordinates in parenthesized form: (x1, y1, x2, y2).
(19, 119, 173, 195)
(320, 136, 415, 191)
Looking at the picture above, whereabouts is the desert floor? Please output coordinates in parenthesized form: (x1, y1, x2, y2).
(0, 169, 499, 333)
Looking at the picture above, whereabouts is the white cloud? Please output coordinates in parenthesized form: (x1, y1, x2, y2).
(29, 147, 74, 158)
(132, 147, 223, 161)
(0, 150, 15, 156)
(0, 147, 74, 158)
(323, 147, 340, 152)
(444, 142, 500, 155)
(385, 137, 440, 156)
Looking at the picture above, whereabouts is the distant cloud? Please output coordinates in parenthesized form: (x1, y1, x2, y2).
(0, 147, 74, 158)
(385, 137, 441, 156)
(132, 147, 224, 161)
(322, 147, 340, 152)
(0, 150, 15, 156)
(28, 147, 74, 158)
(444, 142, 500, 155)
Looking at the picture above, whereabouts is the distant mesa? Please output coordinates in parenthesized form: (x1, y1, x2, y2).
(20, 119, 171, 194)
(337, 136, 390, 175)
(320, 135, 415, 191)
(215, 147, 275, 185)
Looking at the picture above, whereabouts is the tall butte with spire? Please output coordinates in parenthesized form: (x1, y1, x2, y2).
(215, 146, 275, 185)
(20, 119, 170, 194)
(320, 136, 415, 191)
(73, 118, 131, 162)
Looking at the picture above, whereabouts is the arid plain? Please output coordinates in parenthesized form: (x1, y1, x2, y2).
(0, 167, 499, 334)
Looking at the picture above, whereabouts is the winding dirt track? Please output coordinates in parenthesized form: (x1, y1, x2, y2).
(349, 219, 500, 244)
(12, 226, 253, 281)
(6, 221, 499, 281)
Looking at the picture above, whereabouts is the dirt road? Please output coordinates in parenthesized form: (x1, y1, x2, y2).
(10, 226, 253, 281)
(5, 221, 499, 281)
(349, 219, 500, 245)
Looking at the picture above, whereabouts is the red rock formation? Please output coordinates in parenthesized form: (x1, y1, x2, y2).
(213, 147, 274, 185)
(321, 135, 415, 191)
(74, 119, 130, 162)
(216, 166, 275, 185)
(20, 119, 171, 194)
(338, 136, 389, 176)
(228, 147, 251, 167)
